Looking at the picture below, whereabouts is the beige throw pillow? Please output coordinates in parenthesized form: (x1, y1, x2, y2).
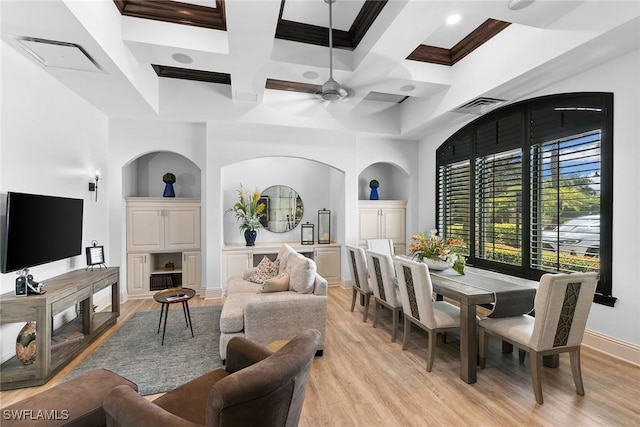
(276, 244, 296, 275)
(247, 256, 279, 284)
(259, 272, 290, 293)
(288, 254, 316, 294)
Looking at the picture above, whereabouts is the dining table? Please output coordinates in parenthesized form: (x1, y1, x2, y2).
(428, 266, 538, 384)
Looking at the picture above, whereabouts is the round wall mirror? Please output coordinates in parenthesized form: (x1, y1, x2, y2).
(259, 185, 303, 233)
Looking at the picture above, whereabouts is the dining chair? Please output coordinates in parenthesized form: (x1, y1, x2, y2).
(393, 256, 462, 371)
(478, 271, 598, 404)
(365, 250, 402, 342)
(345, 244, 373, 322)
(366, 239, 395, 257)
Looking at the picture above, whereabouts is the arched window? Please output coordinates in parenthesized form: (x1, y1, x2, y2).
(437, 93, 614, 306)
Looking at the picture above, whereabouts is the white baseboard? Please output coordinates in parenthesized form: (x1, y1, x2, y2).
(341, 279, 353, 290)
(204, 287, 223, 300)
(583, 329, 640, 367)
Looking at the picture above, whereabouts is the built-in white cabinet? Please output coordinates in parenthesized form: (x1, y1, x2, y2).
(313, 246, 341, 285)
(126, 198, 201, 297)
(221, 242, 342, 286)
(358, 200, 407, 255)
(126, 198, 200, 252)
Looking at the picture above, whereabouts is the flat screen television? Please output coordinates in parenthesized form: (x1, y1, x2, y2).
(1, 192, 84, 274)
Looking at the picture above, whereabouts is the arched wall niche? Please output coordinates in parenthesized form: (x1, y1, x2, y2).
(358, 162, 410, 200)
(122, 150, 201, 198)
(222, 156, 345, 245)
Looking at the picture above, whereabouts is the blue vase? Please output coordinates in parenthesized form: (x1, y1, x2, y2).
(244, 229, 257, 246)
(163, 182, 175, 197)
(369, 187, 379, 200)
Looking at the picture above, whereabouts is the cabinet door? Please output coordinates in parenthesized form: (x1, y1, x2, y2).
(182, 251, 201, 290)
(358, 208, 381, 245)
(164, 207, 201, 250)
(381, 208, 406, 247)
(127, 208, 164, 251)
(127, 253, 150, 295)
(314, 247, 341, 285)
(222, 250, 252, 285)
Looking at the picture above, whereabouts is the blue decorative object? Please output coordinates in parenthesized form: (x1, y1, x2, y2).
(369, 187, 379, 200)
(163, 182, 175, 197)
(244, 229, 257, 246)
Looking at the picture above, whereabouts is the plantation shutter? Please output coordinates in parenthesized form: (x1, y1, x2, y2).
(474, 112, 524, 266)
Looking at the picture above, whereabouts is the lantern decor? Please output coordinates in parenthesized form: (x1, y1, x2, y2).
(318, 209, 331, 244)
(301, 222, 314, 245)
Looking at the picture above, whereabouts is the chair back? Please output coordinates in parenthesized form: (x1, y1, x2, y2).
(345, 244, 371, 293)
(394, 256, 438, 329)
(529, 272, 598, 351)
(207, 329, 321, 427)
(366, 239, 394, 256)
(366, 250, 399, 306)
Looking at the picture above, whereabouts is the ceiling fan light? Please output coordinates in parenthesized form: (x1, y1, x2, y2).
(320, 77, 344, 101)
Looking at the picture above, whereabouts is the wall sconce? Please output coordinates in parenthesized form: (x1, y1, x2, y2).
(88, 170, 100, 202)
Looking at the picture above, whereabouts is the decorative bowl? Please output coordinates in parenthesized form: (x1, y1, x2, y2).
(423, 258, 454, 271)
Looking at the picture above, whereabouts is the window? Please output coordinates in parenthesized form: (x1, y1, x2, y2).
(436, 93, 614, 306)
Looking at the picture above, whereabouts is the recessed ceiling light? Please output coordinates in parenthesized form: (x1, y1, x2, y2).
(171, 53, 193, 64)
(302, 71, 319, 80)
(446, 14, 461, 25)
(507, 0, 535, 10)
(400, 84, 416, 92)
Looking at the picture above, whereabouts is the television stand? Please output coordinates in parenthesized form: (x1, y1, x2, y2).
(0, 267, 120, 390)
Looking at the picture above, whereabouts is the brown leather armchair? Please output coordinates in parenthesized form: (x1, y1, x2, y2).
(103, 329, 321, 427)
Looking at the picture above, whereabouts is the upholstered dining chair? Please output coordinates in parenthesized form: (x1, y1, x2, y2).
(103, 329, 321, 427)
(393, 256, 462, 372)
(366, 239, 395, 256)
(345, 244, 373, 322)
(366, 249, 403, 342)
(478, 272, 598, 405)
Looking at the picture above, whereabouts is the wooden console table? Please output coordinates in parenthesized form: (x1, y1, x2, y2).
(0, 267, 120, 390)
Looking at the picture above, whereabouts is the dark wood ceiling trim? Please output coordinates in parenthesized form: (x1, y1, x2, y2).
(407, 18, 510, 66)
(266, 79, 321, 95)
(348, 0, 387, 48)
(406, 45, 451, 66)
(275, 20, 353, 50)
(450, 19, 511, 65)
(115, 0, 226, 31)
(151, 64, 231, 85)
(275, 0, 386, 50)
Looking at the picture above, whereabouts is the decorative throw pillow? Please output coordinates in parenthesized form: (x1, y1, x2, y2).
(259, 272, 290, 293)
(276, 244, 295, 275)
(288, 254, 317, 294)
(247, 256, 277, 284)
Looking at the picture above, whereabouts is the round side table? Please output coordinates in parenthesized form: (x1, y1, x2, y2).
(153, 287, 196, 345)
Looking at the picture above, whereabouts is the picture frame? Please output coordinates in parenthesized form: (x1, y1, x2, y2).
(85, 241, 106, 270)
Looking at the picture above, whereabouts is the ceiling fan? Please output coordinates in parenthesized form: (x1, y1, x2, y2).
(318, 0, 348, 102)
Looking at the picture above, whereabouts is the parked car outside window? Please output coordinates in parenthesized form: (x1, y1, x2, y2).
(541, 215, 600, 257)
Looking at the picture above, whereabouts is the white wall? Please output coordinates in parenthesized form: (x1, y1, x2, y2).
(0, 41, 110, 362)
(133, 151, 201, 198)
(418, 49, 640, 346)
(108, 119, 206, 302)
(222, 157, 337, 245)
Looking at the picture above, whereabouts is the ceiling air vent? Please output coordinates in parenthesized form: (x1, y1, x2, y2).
(452, 97, 506, 115)
(11, 36, 101, 72)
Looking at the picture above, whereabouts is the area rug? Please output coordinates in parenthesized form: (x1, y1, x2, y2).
(66, 305, 223, 395)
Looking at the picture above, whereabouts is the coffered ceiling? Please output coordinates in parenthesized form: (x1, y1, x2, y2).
(2, 1, 639, 138)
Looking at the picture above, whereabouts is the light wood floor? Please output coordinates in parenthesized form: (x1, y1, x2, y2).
(1, 287, 639, 426)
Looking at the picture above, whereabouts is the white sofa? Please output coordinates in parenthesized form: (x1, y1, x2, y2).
(219, 244, 327, 360)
